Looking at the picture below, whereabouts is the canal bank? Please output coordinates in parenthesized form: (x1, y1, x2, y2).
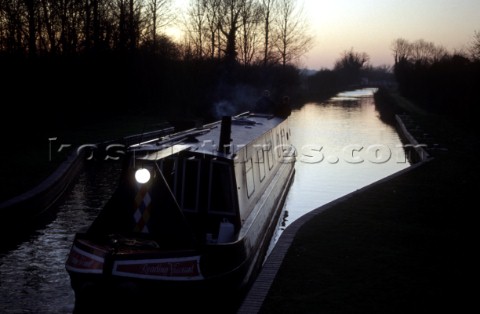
(240, 89, 476, 313)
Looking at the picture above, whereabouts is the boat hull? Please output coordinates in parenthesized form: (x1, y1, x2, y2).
(65, 113, 296, 313)
(67, 160, 294, 312)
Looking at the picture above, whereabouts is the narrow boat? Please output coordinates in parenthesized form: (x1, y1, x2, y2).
(65, 111, 295, 312)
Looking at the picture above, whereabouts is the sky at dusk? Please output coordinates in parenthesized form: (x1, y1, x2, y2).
(170, 0, 480, 70)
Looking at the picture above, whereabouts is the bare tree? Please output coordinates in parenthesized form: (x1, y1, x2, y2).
(84, 0, 105, 53)
(259, 0, 276, 66)
(39, 0, 72, 54)
(127, 0, 143, 51)
(218, 0, 244, 65)
(24, 0, 37, 56)
(108, 0, 145, 52)
(238, 0, 261, 66)
(392, 38, 413, 64)
(0, 0, 26, 54)
(273, 0, 312, 67)
(334, 48, 369, 84)
(56, 0, 86, 54)
(183, 0, 206, 58)
(411, 39, 447, 65)
(392, 38, 447, 65)
(204, 0, 222, 59)
(471, 30, 480, 60)
(335, 48, 369, 70)
(144, 0, 174, 53)
(184, 0, 223, 59)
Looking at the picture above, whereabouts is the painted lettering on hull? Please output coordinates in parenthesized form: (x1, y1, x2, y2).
(113, 256, 203, 281)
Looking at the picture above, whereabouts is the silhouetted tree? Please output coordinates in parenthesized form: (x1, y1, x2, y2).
(273, 0, 312, 67)
(184, 0, 223, 59)
(238, 0, 262, 66)
(392, 38, 412, 64)
(183, 0, 207, 58)
(84, 0, 104, 53)
(471, 30, 480, 60)
(219, 0, 244, 66)
(24, 0, 37, 56)
(334, 48, 369, 85)
(392, 38, 447, 66)
(411, 39, 447, 65)
(144, 0, 174, 55)
(205, 0, 222, 59)
(260, 0, 276, 66)
(181, 0, 312, 68)
(0, 1, 20, 53)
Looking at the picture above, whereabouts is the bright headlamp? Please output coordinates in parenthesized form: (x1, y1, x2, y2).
(135, 168, 151, 184)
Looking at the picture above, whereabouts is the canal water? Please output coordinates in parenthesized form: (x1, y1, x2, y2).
(269, 87, 411, 248)
(0, 88, 410, 313)
(0, 162, 122, 314)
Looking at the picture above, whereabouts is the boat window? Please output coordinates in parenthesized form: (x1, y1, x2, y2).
(245, 158, 255, 198)
(276, 133, 281, 158)
(257, 149, 265, 182)
(266, 140, 274, 170)
(181, 158, 201, 212)
(281, 129, 289, 155)
(208, 161, 235, 214)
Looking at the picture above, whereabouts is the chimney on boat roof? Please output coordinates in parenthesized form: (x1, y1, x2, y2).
(218, 116, 232, 154)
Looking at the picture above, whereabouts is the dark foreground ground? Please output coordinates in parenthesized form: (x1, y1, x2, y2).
(258, 90, 478, 313)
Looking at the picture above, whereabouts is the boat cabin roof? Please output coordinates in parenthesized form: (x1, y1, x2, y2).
(131, 112, 285, 161)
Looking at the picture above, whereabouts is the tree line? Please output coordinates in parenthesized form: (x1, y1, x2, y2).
(0, 0, 317, 141)
(0, 0, 312, 65)
(391, 34, 480, 128)
(182, 0, 312, 67)
(0, 0, 175, 56)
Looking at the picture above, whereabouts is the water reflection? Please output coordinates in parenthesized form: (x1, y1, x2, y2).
(0, 162, 121, 314)
(270, 88, 410, 245)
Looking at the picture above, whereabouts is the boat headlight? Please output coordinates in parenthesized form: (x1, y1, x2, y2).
(135, 168, 151, 184)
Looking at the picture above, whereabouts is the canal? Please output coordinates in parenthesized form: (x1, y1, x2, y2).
(269, 87, 411, 248)
(0, 162, 122, 314)
(0, 88, 410, 313)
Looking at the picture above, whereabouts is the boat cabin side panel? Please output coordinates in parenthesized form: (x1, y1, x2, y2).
(235, 118, 293, 222)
